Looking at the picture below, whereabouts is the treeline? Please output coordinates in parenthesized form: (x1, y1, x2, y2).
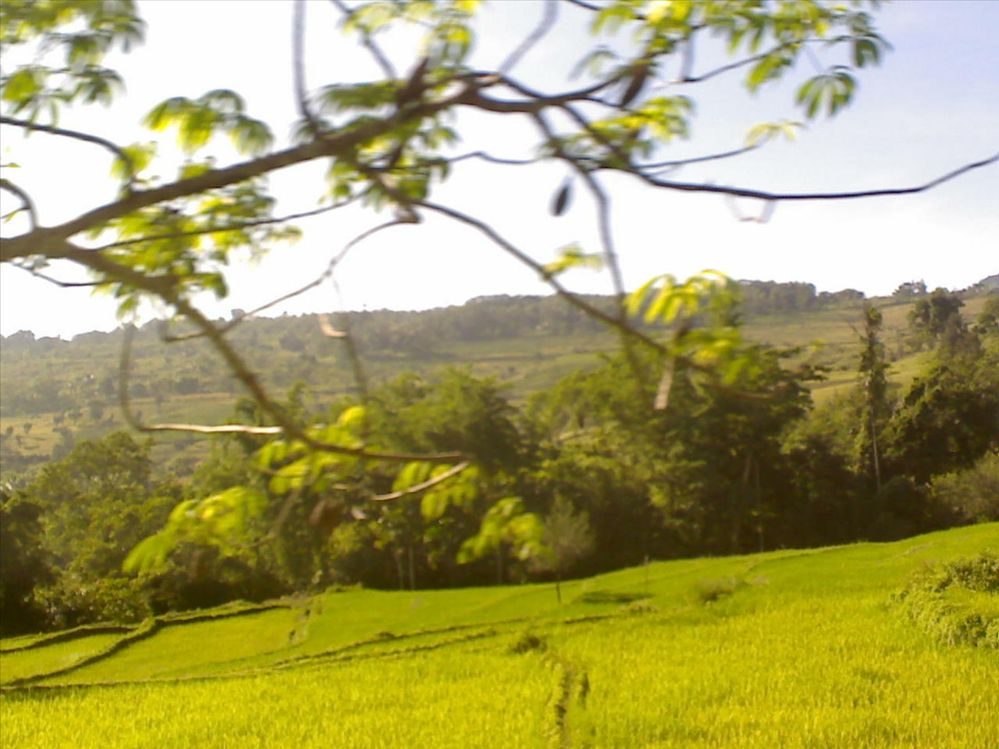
(2, 291, 998, 634)
(0, 280, 882, 423)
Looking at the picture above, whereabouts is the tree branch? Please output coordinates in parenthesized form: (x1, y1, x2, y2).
(371, 461, 471, 502)
(415, 198, 666, 355)
(1, 115, 135, 186)
(91, 195, 359, 251)
(0, 177, 38, 228)
(1, 85, 475, 263)
(499, 0, 558, 75)
(636, 151, 999, 201)
(532, 110, 647, 389)
(294, 0, 326, 139)
(8, 262, 102, 288)
(159, 212, 400, 343)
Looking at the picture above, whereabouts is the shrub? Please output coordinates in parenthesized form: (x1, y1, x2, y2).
(894, 552, 999, 648)
(930, 451, 999, 522)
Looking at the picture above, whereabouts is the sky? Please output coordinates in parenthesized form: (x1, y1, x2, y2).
(1, 0, 997, 339)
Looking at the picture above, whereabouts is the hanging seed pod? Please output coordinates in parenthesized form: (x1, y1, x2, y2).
(551, 179, 572, 216)
(620, 61, 650, 108)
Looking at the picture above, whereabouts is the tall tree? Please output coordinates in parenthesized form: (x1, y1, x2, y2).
(857, 303, 889, 492)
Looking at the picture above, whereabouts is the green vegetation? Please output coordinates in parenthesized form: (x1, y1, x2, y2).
(2, 524, 997, 748)
(2, 289, 991, 472)
(2, 1, 997, 743)
(3, 284, 997, 635)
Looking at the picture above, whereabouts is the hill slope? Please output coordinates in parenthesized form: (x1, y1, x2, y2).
(2, 523, 996, 748)
(1, 289, 990, 475)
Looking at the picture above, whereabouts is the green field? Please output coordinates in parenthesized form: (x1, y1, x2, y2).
(2, 523, 996, 748)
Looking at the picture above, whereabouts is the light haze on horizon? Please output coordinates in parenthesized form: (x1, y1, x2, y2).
(1, 0, 997, 340)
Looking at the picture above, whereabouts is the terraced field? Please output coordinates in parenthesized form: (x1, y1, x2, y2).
(2, 523, 997, 748)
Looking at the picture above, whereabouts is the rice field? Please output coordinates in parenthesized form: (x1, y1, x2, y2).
(2, 523, 997, 748)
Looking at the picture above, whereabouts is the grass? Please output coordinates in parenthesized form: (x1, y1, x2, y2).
(1, 523, 997, 748)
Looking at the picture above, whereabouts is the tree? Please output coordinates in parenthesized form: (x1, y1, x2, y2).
(12, 432, 179, 625)
(2, 1, 995, 570)
(907, 288, 965, 351)
(856, 303, 888, 492)
(529, 494, 594, 603)
(0, 488, 52, 634)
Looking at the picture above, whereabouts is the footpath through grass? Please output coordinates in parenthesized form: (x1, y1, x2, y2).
(1, 523, 997, 748)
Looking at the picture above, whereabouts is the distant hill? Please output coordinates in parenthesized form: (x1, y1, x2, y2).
(0, 280, 990, 475)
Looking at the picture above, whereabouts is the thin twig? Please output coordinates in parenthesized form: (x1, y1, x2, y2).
(442, 150, 541, 167)
(1, 115, 135, 188)
(499, 0, 558, 75)
(636, 145, 758, 172)
(160, 214, 404, 343)
(91, 195, 358, 251)
(9, 262, 101, 288)
(331, 0, 397, 79)
(532, 110, 646, 389)
(0, 178, 38, 228)
(371, 462, 471, 502)
(416, 198, 666, 355)
(294, 0, 326, 139)
(637, 151, 999, 202)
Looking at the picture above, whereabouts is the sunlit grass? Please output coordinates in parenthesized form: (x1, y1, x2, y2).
(2, 524, 996, 748)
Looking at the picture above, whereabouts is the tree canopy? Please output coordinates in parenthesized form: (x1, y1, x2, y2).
(2, 0, 996, 580)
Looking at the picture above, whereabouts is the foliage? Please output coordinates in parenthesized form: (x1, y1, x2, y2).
(894, 552, 999, 649)
(930, 451, 999, 524)
(2, 0, 997, 618)
(529, 495, 595, 602)
(0, 490, 51, 634)
(907, 288, 965, 351)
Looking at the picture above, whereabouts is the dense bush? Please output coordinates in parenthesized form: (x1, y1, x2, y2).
(894, 553, 999, 648)
(931, 451, 999, 523)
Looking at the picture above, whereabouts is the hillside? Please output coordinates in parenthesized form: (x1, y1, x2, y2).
(1, 284, 990, 475)
(1, 524, 996, 748)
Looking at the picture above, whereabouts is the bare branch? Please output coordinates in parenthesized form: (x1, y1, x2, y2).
(416, 198, 666, 355)
(635, 145, 758, 173)
(91, 195, 359, 251)
(637, 151, 999, 202)
(532, 111, 646, 388)
(371, 462, 471, 502)
(562, 0, 602, 11)
(8, 262, 101, 288)
(0, 177, 37, 228)
(1, 115, 134, 186)
(678, 34, 696, 83)
(443, 150, 542, 167)
(158, 212, 399, 343)
(293, 0, 326, 139)
(499, 0, 559, 75)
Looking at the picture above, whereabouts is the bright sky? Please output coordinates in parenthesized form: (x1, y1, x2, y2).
(1, 0, 997, 339)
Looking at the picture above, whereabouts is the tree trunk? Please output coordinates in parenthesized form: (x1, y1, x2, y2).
(394, 550, 405, 591)
(407, 545, 416, 591)
(869, 408, 882, 493)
